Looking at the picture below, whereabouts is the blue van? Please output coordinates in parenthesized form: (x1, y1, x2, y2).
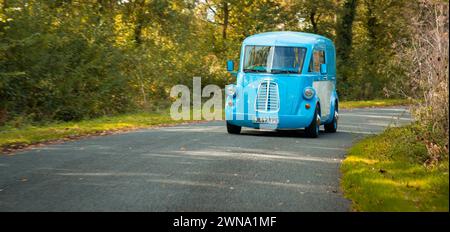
(225, 31, 338, 138)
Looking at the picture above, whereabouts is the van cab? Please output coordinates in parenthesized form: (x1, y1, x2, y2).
(225, 31, 339, 138)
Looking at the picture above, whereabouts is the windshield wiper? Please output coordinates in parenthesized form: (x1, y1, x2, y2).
(270, 69, 299, 74)
(243, 69, 267, 73)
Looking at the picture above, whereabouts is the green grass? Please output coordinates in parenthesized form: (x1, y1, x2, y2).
(340, 99, 411, 109)
(0, 110, 197, 152)
(1, 98, 410, 153)
(341, 125, 449, 211)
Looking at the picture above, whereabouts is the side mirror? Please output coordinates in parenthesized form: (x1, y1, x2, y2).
(320, 64, 327, 74)
(226, 60, 234, 72)
(226, 60, 237, 77)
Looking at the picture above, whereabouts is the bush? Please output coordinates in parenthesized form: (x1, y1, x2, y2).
(0, 2, 137, 122)
(401, 1, 449, 161)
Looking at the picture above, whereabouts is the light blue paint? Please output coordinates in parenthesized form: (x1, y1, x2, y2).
(225, 31, 339, 133)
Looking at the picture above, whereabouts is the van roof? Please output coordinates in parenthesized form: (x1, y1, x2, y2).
(243, 31, 333, 47)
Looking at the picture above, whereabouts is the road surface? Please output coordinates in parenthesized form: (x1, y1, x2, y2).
(0, 107, 410, 211)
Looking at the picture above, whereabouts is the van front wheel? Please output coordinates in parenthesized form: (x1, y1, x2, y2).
(305, 106, 320, 138)
(226, 122, 241, 134)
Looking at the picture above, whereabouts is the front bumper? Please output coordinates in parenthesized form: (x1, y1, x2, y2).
(225, 112, 315, 129)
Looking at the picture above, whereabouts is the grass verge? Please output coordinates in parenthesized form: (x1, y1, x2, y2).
(1, 99, 409, 154)
(0, 110, 203, 153)
(341, 125, 449, 211)
(340, 98, 411, 109)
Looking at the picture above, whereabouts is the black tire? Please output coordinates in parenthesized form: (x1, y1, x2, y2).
(305, 105, 320, 138)
(324, 109, 338, 133)
(226, 121, 241, 134)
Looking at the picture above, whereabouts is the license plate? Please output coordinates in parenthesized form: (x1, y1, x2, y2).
(253, 117, 279, 124)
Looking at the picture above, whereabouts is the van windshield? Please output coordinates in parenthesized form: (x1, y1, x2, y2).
(243, 45, 307, 74)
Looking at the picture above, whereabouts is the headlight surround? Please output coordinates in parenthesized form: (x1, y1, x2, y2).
(303, 87, 315, 99)
(225, 85, 237, 97)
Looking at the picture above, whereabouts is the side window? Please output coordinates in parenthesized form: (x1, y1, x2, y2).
(308, 50, 325, 73)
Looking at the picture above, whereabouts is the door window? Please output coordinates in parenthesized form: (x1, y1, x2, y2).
(308, 50, 325, 73)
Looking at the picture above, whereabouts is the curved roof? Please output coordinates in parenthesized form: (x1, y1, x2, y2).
(243, 31, 333, 47)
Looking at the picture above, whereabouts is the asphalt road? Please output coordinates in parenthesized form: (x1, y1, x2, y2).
(0, 107, 411, 211)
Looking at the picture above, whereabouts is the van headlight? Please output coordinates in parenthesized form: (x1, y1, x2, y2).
(303, 87, 315, 99)
(225, 85, 237, 97)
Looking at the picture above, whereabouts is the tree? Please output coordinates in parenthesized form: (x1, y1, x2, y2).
(335, 0, 357, 63)
(0, 0, 436, 124)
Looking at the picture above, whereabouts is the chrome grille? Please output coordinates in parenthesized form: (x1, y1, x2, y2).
(256, 80, 279, 112)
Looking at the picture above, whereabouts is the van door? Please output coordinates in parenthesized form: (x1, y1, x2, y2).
(310, 48, 333, 120)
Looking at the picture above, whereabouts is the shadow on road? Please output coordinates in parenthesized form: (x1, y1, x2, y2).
(239, 129, 338, 138)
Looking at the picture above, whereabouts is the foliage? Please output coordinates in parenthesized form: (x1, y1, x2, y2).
(341, 125, 449, 211)
(0, 0, 227, 123)
(338, 0, 412, 99)
(398, 0, 449, 162)
(0, 0, 440, 124)
(1, 1, 135, 122)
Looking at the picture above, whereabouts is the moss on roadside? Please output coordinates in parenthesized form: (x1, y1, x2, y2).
(340, 99, 411, 109)
(341, 125, 449, 211)
(0, 110, 190, 152)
